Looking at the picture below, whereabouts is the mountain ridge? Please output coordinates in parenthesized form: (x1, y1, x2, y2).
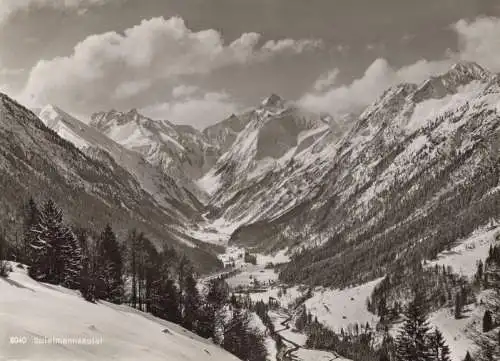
(0, 93, 222, 273)
(10, 61, 500, 286)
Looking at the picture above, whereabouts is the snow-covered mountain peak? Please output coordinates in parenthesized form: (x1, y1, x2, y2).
(90, 108, 160, 131)
(359, 82, 418, 122)
(434, 61, 493, 88)
(448, 61, 491, 81)
(88, 108, 222, 201)
(354, 62, 498, 137)
(411, 62, 493, 104)
(198, 94, 334, 222)
(38, 104, 63, 127)
(38, 104, 87, 133)
(260, 93, 286, 109)
(35, 102, 211, 232)
(39, 103, 62, 116)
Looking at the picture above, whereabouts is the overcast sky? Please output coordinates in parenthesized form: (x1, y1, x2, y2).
(1, 0, 500, 128)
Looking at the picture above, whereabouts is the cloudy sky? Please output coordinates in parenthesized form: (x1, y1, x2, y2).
(1, 0, 500, 128)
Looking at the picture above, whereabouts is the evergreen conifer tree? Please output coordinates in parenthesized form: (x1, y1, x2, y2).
(29, 199, 72, 285)
(430, 328, 451, 361)
(182, 271, 201, 332)
(76, 228, 96, 302)
(160, 279, 181, 323)
(97, 224, 123, 303)
(0, 227, 10, 276)
(455, 293, 462, 319)
(464, 351, 473, 361)
(483, 310, 493, 333)
(395, 291, 432, 361)
(61, 228, 82, 289)
(474, 263, 500, 361)
(21, 197, 39, 265)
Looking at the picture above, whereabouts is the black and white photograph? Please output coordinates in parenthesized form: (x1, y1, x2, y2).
(1, 1, 500, 360)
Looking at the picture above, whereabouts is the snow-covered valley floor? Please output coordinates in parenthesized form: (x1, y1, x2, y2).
(3, 219, 495, 361)
(0, 264, 239, 361)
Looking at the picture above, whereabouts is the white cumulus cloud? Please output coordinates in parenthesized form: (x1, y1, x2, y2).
(313, 69, 340, 92)
(21, 16, 321, 113)
(299, 16, 500, 117)
(454, 16, 500, 72)
(140, 92, 239, 130)
(172, 85, 199, 99)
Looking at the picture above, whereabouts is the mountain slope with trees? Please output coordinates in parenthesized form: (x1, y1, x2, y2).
(0, 93, 221, 274)
(223, 62, 500, 288)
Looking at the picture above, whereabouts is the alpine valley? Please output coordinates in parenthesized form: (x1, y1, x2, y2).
(1, 61, 500, 361)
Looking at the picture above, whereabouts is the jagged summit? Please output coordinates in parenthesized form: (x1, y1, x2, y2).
(39, 104, 71, 118)
(88, 106, 220, 194)
(448, 61, 491, 80)
(38, 104, 67, 128)
(261, 93, 285, 108)
(90, 108, 145, 131)
(411, 61, 493, 103)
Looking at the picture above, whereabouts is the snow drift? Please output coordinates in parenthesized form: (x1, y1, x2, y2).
(0, 264, 240, 361)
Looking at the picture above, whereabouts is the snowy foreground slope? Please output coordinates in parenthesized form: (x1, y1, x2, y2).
(0, 266, 240, 361)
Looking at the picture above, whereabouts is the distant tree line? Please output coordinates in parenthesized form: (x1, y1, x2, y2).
(368, 261, 473, 325)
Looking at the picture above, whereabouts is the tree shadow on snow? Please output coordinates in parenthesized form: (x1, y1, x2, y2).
(0, 277, 35, 292)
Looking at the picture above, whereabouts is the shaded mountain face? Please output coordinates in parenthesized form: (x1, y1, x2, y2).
(225, 62, 500, 287)
(203, 112, 253, 156)
(0, 95, 221, 273)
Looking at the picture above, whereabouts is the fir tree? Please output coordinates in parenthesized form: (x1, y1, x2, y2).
(206, 278, 229, 309)
(379, 349, 390, 361)
(476, 261, 484, 285)
(177, 255, 191, 303)
(378, 297, 388, 322)
(76, 228, 96, 302)
(474, 263, 500, 361)
(140, 236, 159, 313)
(246, 329, 268, 361)
(202, 278, 230, 339)
(182, 271, 201, 332)
(128, 229, 139, 308)
(21, 197, 40, 265)
(429, 328, 451, 361)
(230, 293, 238, 307)
(29, 199, 72, 285)
(61, 228, 82, 289)
(223, 307, 248, 358)
(0, 227, 10, 277)
(159, 279, 181, 324)
(395, 291, 432, 361)
(223, 307, 267, 361)
(96, 224, 124, 303)
(455, 292, 462, 319)
(483, 310, 493, 333)
(464, 351, 473, 361)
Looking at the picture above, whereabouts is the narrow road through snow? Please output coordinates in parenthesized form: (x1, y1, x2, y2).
(274, 309, 340, 361)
